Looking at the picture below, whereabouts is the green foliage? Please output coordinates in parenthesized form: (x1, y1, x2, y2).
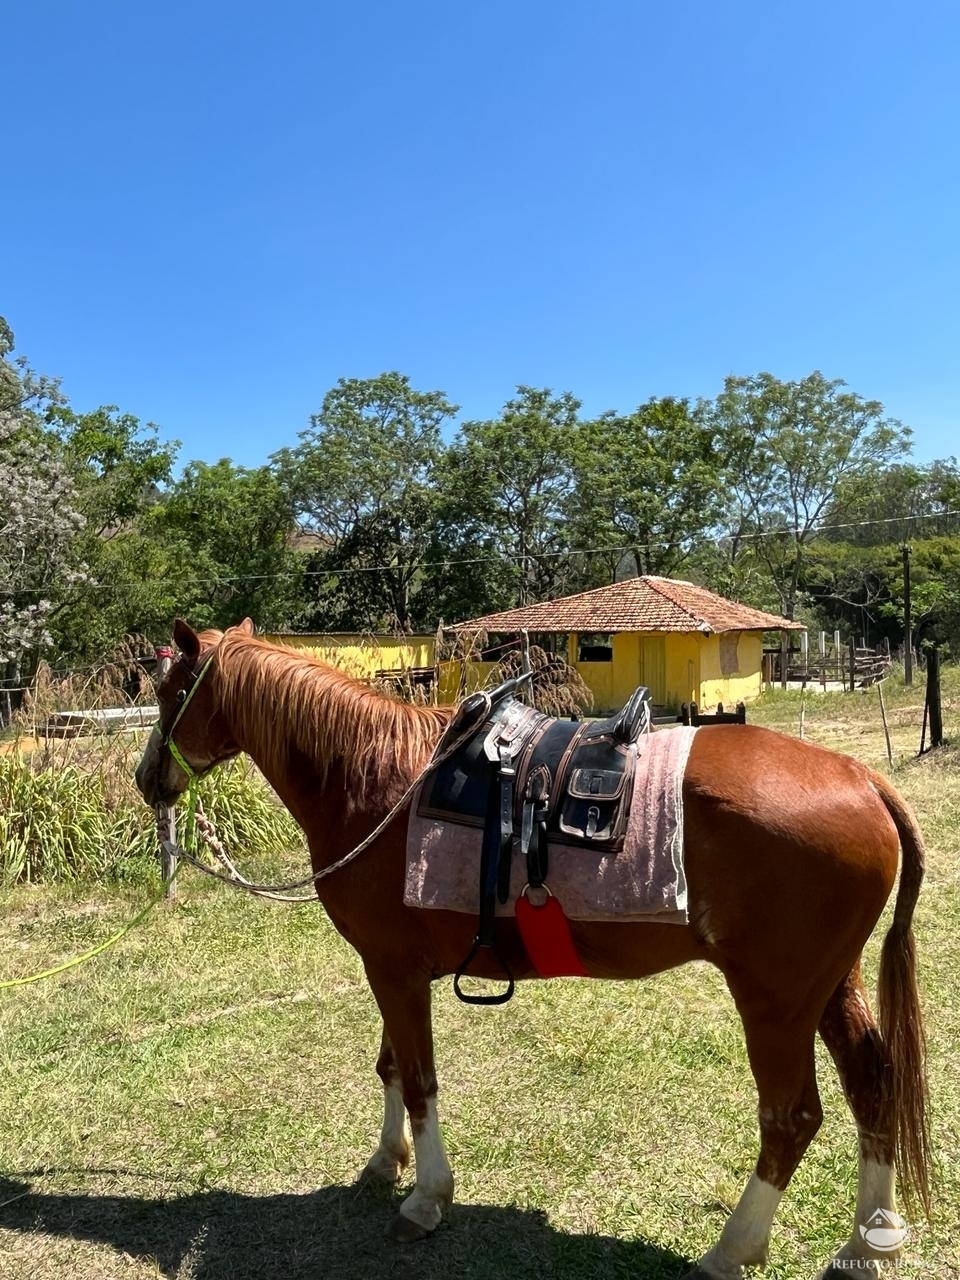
(0, 320, 86, 685)
(52, 403, 178, 535)
(4, 310, 957, 670)
(274, 372, 457, 630)
(147, 459, 303, 633)
(822, 458, 960, 546)
(707, 371, 912, 618)
(569, 396, 723, 581)
(0, 744, 302, 886)
(441, 387, 581, 609)
(802, 535, 960, 655)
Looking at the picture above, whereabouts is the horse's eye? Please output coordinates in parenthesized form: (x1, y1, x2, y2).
(176, 689, 187, 704)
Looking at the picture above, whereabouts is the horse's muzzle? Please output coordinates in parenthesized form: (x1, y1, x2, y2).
(135, 727, 187, 808)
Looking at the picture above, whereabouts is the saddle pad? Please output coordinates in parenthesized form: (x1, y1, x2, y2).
(404, 726, 698, 924)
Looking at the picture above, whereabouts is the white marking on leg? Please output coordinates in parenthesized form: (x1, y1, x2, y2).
(362, 1077, 411, 1183)
(398, 1096, 454, 1233)
(696, 1175, 782, 1279)
(820, 1159, 900, 1275)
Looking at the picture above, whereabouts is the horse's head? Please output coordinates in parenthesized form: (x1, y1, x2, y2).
(135, 617, 253, 807)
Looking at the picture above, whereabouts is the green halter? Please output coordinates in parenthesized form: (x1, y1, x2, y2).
(161, 652, 216, 780)
(155, 651, 217, 852)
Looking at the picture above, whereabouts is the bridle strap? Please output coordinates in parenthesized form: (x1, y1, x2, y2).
(161, 652, 217, 781)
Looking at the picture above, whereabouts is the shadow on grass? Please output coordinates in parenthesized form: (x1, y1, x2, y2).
(0, 1171, 695, 1280)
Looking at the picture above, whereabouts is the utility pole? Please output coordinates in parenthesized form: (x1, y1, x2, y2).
(902, 543, 913, 686)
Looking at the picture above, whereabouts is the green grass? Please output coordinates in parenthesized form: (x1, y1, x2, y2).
(0, 674, 958, 1278)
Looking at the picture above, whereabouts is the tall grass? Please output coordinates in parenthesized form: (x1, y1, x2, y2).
(0, 734, 303, 887)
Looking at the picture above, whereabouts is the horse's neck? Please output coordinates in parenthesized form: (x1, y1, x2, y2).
(221, 645, 441, 818)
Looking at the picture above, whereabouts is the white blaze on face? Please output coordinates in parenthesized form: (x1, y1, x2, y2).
(398, 1097, 454, 1232)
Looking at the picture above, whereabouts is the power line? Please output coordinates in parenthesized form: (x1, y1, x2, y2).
(2, 507, 959, 603)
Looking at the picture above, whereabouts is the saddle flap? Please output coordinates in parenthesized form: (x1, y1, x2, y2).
(565, 766, 628, 802)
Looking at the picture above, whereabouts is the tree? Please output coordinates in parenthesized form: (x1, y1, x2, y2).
(52, 404, 178, 537)
(706, 371, 911, 619)
(42, 405, 181, 662)
(440, 387, 580, 610)
(272, 373, 458, 631)
(802, 535, 960, 657)
(569, 397, 724, 583)
(0, 318, 85, 707)
(822, 457, 960, 547)
(146, 459, 302, 634)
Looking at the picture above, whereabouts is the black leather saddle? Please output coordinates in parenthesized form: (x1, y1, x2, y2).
(421, 676, 651, 1003)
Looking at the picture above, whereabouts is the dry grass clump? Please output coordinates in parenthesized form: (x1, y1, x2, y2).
(493, 644, 593, 717)
(22, 634, 157, 722)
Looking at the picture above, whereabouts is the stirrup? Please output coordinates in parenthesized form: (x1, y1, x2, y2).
(453, 937, 515, 1005)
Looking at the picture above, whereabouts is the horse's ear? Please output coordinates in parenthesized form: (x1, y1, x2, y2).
(173, 619, 201, 660)
(237, 617, 255, 636)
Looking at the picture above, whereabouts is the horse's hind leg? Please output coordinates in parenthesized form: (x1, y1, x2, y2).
(690, 1006, 823, 1280)
(360, 1025, 412, 1185)
(815, 965, 900, 1278)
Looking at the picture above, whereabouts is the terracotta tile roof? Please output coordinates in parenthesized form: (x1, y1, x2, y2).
(448, 576, 804, 635)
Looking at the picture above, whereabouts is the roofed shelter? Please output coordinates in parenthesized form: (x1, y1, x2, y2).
(447, 576, 805, 713)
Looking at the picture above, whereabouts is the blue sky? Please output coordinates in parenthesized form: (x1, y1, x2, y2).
(5, 1, 958, 470)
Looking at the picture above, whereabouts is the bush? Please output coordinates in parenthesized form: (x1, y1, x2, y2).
(0, 738, 303, 886)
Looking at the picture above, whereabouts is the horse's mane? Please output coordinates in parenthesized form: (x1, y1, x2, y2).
(213, 631, 452, 804)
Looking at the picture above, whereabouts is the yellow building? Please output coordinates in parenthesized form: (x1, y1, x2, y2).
(266, 632, 436, 684)
(446, 576, 805, 713)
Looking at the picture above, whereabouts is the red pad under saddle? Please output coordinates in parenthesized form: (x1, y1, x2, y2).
(515, 892, 589, 978)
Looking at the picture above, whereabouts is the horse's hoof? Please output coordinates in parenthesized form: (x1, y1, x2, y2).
(389, 1212, 431, 1243)
(357, 1162, 401, 1188)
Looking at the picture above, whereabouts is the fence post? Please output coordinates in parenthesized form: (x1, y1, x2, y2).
(926, 648, 943, 750)
(903, 543, 913, 686)
(154, 645, 178, 900)
(849, 638, 857, 692)
(877, 681, 893, 767)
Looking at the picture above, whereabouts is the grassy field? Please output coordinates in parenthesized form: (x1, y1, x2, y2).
(0, 671, 958, 1278)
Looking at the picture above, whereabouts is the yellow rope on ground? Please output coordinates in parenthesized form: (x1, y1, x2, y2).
(0, 867, 179, 990)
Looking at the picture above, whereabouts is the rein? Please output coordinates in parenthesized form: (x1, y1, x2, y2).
(158, 690, 499, 903)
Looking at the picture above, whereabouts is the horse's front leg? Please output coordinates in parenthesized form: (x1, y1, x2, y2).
(363, 963, 454, 1240)
(360, 1025, 412, 1185)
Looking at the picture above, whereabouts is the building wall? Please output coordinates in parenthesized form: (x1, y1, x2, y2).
(267, 633, 436, 680)
(574, 629, 764, 713)
(269, 629, 767, 712)
(696, 631, 764, 709)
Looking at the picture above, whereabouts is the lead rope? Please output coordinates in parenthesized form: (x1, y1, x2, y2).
(0, 866, 180, 990)
(158, 697, 494, 902)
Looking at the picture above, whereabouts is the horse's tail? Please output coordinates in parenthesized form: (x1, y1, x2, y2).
(873, 771, 932, 1217)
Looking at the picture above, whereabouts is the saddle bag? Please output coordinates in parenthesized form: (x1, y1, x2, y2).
(557, 757, 635, 845)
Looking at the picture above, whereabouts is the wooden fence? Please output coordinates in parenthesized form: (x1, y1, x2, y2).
(764, 633, 896, 690)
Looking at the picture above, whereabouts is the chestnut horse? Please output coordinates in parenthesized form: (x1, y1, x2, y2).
(135, 620, 931, 1279)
